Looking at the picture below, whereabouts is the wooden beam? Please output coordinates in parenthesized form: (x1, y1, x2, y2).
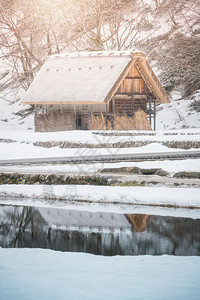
(131, 96, 134, 118)
(23, 101, 106, 105)
(154, 99, 156, 131)
(149, 96, 152, 127)
(125, 76, 142, 79)
(115, 92, 150, 96)
(112, 98, 115, 129)
(105, 103, 108, 130)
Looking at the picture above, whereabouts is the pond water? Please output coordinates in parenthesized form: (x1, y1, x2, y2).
(0, 204, 200, 256)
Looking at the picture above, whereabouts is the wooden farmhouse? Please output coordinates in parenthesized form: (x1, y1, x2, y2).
(21, 51, 170, 132)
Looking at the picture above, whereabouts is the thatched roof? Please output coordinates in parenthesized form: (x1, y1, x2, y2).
(38, 207, 131, 230)
(22, 50, 170, 105)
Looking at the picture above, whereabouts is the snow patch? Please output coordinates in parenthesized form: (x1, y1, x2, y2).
(0, 185, 200, 209)
(0, 248, 200, 300)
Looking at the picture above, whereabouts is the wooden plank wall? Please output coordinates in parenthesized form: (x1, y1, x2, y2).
(34, 103, 107, 132)
(114, 99, 132, 116)
(47, 103, 106, 113)
(111, 65, 151, 117)
(117, 65, 149, 94)
(112, 97, 148, 116)
(35, 110, 76, 132)
(133, 97, 147, 112)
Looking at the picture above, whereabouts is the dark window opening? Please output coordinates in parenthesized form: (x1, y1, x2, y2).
(76, 114, 82, 129)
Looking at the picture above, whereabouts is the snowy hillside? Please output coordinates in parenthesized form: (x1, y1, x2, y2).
(156, 90, 200, 130)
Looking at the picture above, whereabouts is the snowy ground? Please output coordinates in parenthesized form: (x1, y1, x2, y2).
(1, 140, 200, 162)
(0, 157, 200, 177)
(1, 184, 200, 210)
(1, 128, 200, 143)
(0, 196, 200, 220)
(157, 90, 200, 130)
(0, 127, 200, 168)
(0, 248, 200, 300)
(0, 141, 190, 160)
(1, 127, 200, 179)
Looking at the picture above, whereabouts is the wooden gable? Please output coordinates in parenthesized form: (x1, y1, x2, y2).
(116, 65, 150, 94)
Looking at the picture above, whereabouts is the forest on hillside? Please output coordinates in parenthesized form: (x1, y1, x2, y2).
(0, 0, 199, 98)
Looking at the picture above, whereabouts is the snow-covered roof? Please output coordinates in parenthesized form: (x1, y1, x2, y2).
(21, 50, 169, 105)
(38, 208, 132, 231)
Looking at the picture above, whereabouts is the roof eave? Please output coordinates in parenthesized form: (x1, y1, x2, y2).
(134, 58, 170, 103)
(22, 101, 106, 105)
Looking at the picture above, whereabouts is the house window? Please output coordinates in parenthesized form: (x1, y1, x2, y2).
(76, 114, 82, 129)
(36, 105, 48, 116)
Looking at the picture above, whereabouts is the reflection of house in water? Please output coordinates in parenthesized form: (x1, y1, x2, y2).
(1, 205, 200, 256)
(39, 208, 130, 232)
(38, 208, 149, 233)
(126, 214, 150, 232)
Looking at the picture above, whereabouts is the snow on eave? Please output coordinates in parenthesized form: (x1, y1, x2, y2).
(47, 49, 146, 60)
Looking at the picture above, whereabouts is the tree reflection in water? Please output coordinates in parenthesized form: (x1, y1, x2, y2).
(0, 204, 200, 256)
(0, 206, 47, 248)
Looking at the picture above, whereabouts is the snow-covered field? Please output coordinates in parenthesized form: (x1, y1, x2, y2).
(0, 248, 200, 300)
(0, 128, 200, 161)
(0, 155, 200, 176)
(0, 141, 187, 160)
(1, 128, 200, 178)
(1, 140, 200, 162)
(1, 127, 200, 143)
(1, 184, 200, 209)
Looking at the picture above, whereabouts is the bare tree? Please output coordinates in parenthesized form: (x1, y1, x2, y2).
(0, 0, 72, 91)
(70, 0, 144, 51)
(0, 1, 45, 90)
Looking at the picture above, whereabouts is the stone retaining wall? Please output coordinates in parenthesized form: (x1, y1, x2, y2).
(0, 173, 108, 186)
(33, 140, 200, 149)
